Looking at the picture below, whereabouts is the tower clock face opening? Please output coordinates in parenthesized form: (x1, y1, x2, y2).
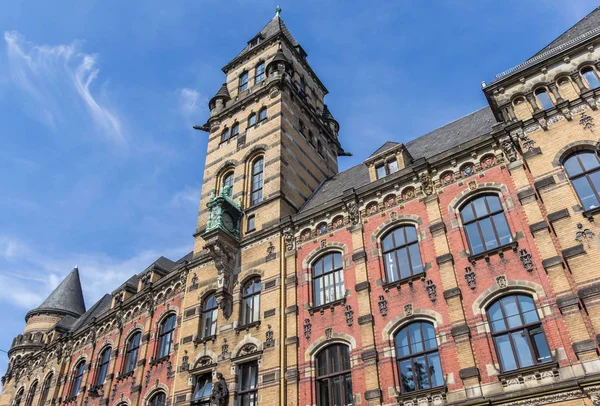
(222, 212, 235, 231)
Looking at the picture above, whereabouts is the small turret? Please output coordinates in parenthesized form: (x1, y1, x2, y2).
(266, 45, 293, 78)
(322, 104, 340, 137)
(208, 83, 231, 115)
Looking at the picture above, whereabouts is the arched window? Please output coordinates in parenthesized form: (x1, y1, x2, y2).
(192, 374, 212, 406)
(14, 388, 24, 406)
(535, 88, 553, 110)
(241, 277, 261, 325)
(563, 151, 600, 211)
(123, 332, 141, 374)
(460, 194, 512, 255)
(317, 222, 328, 235)
(255, 62, 265, 84)
(250, 157, 264, 205)
(221, 128, 230, 143)
(237, 362, 258, 406)
(315, 344, 353, 406)
(248, 113, 257, 127)
(157, 314, 176, 359)
(38, 374, 53, 406)
(222, 172, 234, 196)
(258, 108, 267, 122)
(487, 294, 552, 371)
(231, 123, 239, 138)
(94, 347, 111, 386)
(312, 253, 344, 307)
(201, 294, 218, 338)
(70, 360, 86, 397)
(239, 72, 249, 92)
(394, 321, 443, 393)
(582, 67, 600, 89)
(381, 225, 423, 283)
(149, 392, 166, 406)
(317, 140, 324, 156)
(25, 381, 38, 406)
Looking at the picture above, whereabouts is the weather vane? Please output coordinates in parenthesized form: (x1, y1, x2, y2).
(275, 5, 282, 17)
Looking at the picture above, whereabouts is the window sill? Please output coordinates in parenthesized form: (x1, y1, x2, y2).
(394, 385, 446, 404)
(235, 320, 261, 334)
(116, 370, 134, 381)
(194, 335, 217, 346)
(382, 272, 426, 293)
(582, 206, 600, 221)
(468, 241, 518, 265)
(64, 396, 78, 404)
(308, 297, 346, 315)
(149, 355, 170, 366)
(497, 361, 558, 385)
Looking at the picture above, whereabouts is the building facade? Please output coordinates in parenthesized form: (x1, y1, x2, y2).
(4, 6, 600, 406)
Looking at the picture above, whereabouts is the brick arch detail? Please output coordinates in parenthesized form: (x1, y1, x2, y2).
(304, 332, 357, 362)
(447, 183, 509, 215)
(370, 214, 423, 242)
(154, 309, 178, 327)
(472, 279, 546, 316)
(238, 269, 265, 287)
(231, 335, 263, 358)
(551, 140, 599, 167)
(114, 396, 132, 406)
(192, 349, 218, 366)
(241, 144, 268, 163)
(301, 243, 349, 269)
(381, 308, 443, 341)
(142, 384, 169, 405)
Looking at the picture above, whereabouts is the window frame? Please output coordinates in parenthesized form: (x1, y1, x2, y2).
(376, 160, 399, 179)
(149, 392, 166, 406)
(247, 215, 255, 232)
(221, 172, 234, 196)
(236, 362, 259, 406)
(70, 360, 86, 398)
(221, 128, 230, 143)
(563, 151, 600, 211)
(460, 194, 512, 255)
(14, 388, 25, 406)
(248, 113, 257, 127)
(25, 381, 38, 406)
(200, 294, 218, 338)
(258, 108, 267, 122)
(239, 72, 249, 92)
(381, 225, 424, 283)
(191, 373, 212, 406)
(250, 157, 264, 206)
(241, 277, 261, 326)
(255, 62, 265, 84)
(582, 66, 600, 89)
(123, 331, 141, 375)
(156, 314, 176, 360)
(94, 347, 111, 387)
(486, 294, 552, 372)
(315, 344, 353, 406)
(394, 321, 444, 394)
(312, 252, 345, 307)
(231, 123, 239, 138)
(38, 374, 53, 406)
(534, 88, 553, 110)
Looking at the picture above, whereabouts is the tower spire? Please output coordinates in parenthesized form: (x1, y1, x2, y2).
(26, 266, 86, 320)
(275, 5, 281, 17)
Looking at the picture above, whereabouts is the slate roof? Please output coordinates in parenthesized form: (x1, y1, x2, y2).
(31, 267, 86, 317)
(231, 15, 298, 63)
(367, 141, 400, 159)
(531, 7, 600, 58)
(300, 107, 496, 212)
(71, 294, 112, 332)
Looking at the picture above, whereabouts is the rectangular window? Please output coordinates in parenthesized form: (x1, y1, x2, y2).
(239, 72, 249, 92)
(247, 215, 255, 232)
(376, 165, 386, 179)
(237, 363, 258, 406)
(387, 160, 399, 174)
(255, 63, 265, 84)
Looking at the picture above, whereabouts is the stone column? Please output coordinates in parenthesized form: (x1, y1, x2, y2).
(548, 82, 564, 103)
(525, 92, 541, 113)
(571, 71, 588, 92)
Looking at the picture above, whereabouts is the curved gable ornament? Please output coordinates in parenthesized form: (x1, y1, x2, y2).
(447, 182, 510, 215)
(472, 278, 546, 316)
(381, 308, 443, 341)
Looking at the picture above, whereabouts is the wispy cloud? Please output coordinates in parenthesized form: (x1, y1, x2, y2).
(3, 31, 125, 145)
(170, 184, 200, 208)
(178, 88, 204, 128)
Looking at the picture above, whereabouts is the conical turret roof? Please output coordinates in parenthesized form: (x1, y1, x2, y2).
(27, 267, 86, 319)
(209, 83, 231, 109)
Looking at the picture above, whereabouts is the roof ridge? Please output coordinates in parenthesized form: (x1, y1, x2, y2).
(406, 106, 490, 144)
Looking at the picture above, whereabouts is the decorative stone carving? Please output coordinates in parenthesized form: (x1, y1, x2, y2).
(378, 295, 388, 316)
(266, 241, 276, 261)
(210, 372, 229, 406)
(191, 273, 198, 285)
(580, 112, 595, 132)
(464, 267, 476, 289)
(519, 249, 534, 272)
(238, 343, 258, 357)
(265, 324, 274, 347)
(496, 275, 507, 288)
(425, 280, 437, 302)
(345, 201, 360, 225)
(181, 350, 189, 371)
(282, 227, 295, 251)
(576, 222, 595, 247)
(221, 339, 229, 357)
(420, 172, 433, 196)
(325, 328, 332, 340)
(404, 303, 413, 316)
(344, 305, 354, 326)
(303, 319, 312, 340)
(500, 136, 518, 162)
(203, 236, 237, 319)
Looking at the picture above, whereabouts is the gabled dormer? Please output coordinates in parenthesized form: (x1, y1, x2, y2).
(364, 142, 413, 181)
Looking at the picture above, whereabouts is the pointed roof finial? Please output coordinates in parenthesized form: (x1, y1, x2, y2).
(275, 5, 282, 17)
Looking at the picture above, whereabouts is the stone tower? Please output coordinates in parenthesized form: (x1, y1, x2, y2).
(3, 267, 85, 385)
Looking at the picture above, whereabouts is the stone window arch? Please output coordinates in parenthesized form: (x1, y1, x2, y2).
(459, 193, 512, 255)
(123, 331, 142, 375)
(314, 344, 353, 406)
(38, 373, 53, 406)
(380, 224, 424, 283)
(69, 359, 86, 398)
(94, 346, 111, 387)
(14, 387, 25, 406)
(156, 313, 176, 359)
(219, 170, 235, 197)
(24, 380, 38, 406)
(534, 87, 553, 110)
(562, 150, 600, 211)
(148, 391, 167, 406)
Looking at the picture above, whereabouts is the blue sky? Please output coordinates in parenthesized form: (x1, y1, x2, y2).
(0, 0, 597, 378)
